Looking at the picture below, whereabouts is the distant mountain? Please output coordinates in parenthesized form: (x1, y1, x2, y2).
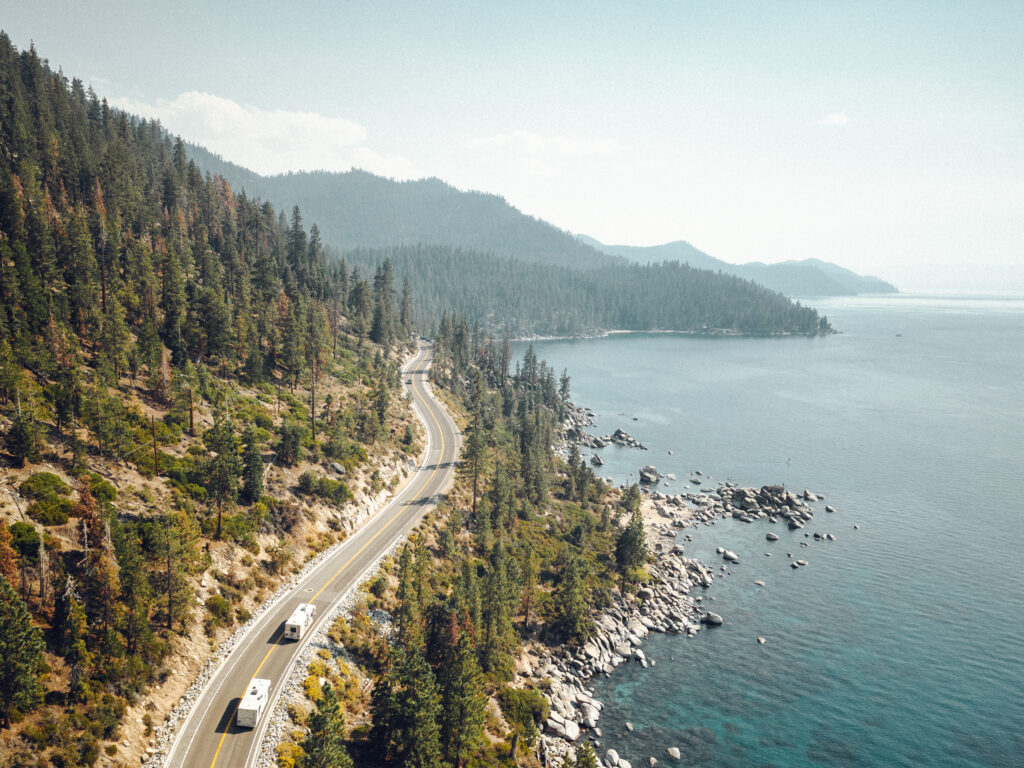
(578, 236, 898, 296)
(187, 145, 622, 270)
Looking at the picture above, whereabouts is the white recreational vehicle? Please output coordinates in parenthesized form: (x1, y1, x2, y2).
(236, 678, 270, 728)
(284, 603, 316, 640)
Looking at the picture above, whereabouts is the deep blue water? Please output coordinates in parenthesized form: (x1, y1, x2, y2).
(521, 295, 1024, 768)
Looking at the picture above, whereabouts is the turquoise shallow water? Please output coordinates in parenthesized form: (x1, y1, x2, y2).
(521, 295, 1024, 768)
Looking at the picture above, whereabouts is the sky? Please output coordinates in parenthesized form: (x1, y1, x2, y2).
(4, 1, 1023, 292)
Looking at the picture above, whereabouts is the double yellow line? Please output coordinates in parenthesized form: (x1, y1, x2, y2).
(207, 353, 448, 768)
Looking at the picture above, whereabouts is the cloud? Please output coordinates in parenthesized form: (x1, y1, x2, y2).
(818, 112, 850, 127)
(110, 91, 414, 178)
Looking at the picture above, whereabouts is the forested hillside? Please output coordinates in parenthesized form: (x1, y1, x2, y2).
(342, 245, 831, 337)
(187, 145, 622, 270)
(187, 149, 831, 337)
(0, 33, 419, 766)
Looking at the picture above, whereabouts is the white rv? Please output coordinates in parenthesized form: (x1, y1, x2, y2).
(236, 678, 270, 728)
(284, 603, 316, 640)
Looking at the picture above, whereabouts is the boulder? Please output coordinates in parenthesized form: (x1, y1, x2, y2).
(562, 720, 580, 741)
(702, 612, 724, 625)
(639, 466, 659, 484)
(667, 747, 681, 759)
(606, 749, 621, 766)
(766, 532, 779, 541)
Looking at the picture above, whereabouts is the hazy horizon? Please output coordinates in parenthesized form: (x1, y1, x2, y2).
(5, 2, 1022, 293)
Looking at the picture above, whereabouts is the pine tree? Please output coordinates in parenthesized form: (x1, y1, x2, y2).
(66, 591, 94, 702)
(299, 683, 353, 768)
(399, 275, 414, 336)
(204, 408, 240, 539)
(439, 617, 485, 768)
(0, 575, 44, 728)
(240, 423, 263, 504)
(371, 645, 444, 768)
(554, 554, 591, 644)
(4, 394, 41, 466)
(573, 742, 599, 768)
(159, 511, 201, 632)
(520, 545, 539, 631)
(396, 646, 444, 768)
(112, 523, 154, 659)
(615, 508, 647, 574)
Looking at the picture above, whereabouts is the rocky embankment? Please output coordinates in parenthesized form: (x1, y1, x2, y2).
(529, 482, 836, 767)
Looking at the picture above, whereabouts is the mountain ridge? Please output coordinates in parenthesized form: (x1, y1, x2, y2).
(577, 236, 898, 296)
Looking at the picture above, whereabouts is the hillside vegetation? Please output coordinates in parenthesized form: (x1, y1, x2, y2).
(0, 33, 421, 767)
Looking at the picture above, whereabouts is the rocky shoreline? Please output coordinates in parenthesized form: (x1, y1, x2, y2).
(524, 481, 834, 768)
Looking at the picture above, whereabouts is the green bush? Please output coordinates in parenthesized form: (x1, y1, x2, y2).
(498, 686, 549, 746)
(81, 472, 116, 503)
(205, 595, 234, 628)
(27, 497, 74, 526)
(9, 522, 41, 565)
(86, 693, 125, 740)
(20, 472, 70, 500)
(298, 470, 318, 494)
(317, 477, 351, 503)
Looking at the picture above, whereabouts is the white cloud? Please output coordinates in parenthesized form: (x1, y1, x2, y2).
(110, 91, 415, 178)
(818, 112, 850, 127)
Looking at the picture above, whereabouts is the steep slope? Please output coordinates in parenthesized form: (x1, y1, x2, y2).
(0, 33, 423, 767)
(582, 237, 898, 296)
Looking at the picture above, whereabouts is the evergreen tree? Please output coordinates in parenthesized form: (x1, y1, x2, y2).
(573, 742, 599, 768)
(158, 511, 201, 632)
(371, 645, 444, 768)
(240, 423, 264, 504)
(439, 617, 485, 768)
(65, 591, 94, 702)
(520, 545, 539, 631)
(553, 554, 591, 644)
(0, 575, 44, 728)
(615, 508, 647, 574)
(3, 395, 41, 466)
(299, 683, 353, 768)
(204, 408, 240, 538)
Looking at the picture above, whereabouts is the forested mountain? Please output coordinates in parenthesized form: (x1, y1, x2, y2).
(187, 144, 623, 270)
(578, 236, 898, 296)
(342, 245, 830, 337)
(187, 150, 829, 336)
(0, 33, 418, 765)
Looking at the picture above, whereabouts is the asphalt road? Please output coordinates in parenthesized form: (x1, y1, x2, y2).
(162, 342, 459, 768)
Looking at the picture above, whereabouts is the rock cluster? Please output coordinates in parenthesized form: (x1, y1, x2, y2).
(523, 550, 715, 766)
(529, 480, 839, 767)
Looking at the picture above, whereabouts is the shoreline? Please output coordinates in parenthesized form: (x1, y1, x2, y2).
(513, 327, 833, 343)
(527, 482, 828, 767)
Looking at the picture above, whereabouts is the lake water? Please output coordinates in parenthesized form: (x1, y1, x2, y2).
(522, 294, 1024, 768)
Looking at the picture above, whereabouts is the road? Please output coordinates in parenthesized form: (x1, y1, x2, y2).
(162, 342, 459, 768)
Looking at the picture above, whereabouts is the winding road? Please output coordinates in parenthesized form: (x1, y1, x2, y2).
(162, 342, 459, 768)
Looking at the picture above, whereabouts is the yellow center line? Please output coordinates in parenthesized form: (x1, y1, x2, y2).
(208, 351, 448, 768)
